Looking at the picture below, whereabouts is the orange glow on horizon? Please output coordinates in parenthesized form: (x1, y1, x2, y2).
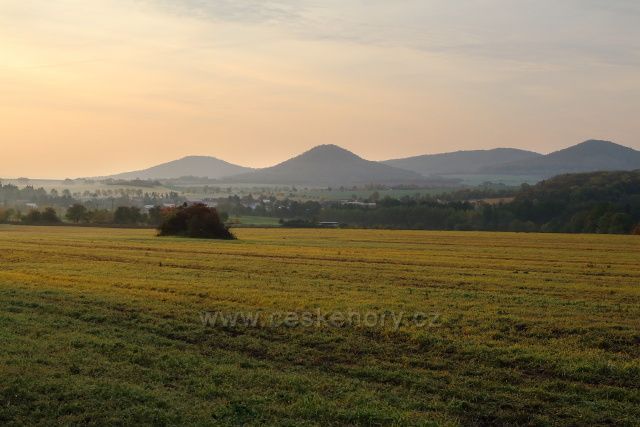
(1, 0, 638, 178)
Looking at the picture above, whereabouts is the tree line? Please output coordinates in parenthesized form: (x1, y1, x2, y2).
(0, 182, 185, 211)
(215, 171, 640, 234)
(2, 171, 639, 234)
(314, 171, 640, 234)
(1, 205, 162, 226)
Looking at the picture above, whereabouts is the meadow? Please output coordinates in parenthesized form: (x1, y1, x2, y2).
(0, 225, 639, 425)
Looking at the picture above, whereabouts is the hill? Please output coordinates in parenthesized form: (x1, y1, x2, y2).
(107, 156, 252, 180)
(227, 144, 424, 185)
(383, 148, 541, 175)
(506, 169, 640, 233)
(481, 140, 640, 176)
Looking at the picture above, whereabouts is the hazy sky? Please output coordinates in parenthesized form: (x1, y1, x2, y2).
(1, 0, 639, 178)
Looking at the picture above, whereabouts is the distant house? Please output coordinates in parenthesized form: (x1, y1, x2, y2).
(25, 203, 38, 210)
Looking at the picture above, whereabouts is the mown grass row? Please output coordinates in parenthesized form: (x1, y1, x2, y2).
(0, 225, 639, 425)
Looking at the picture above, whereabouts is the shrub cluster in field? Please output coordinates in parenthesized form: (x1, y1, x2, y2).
(158, 204, 235, 239)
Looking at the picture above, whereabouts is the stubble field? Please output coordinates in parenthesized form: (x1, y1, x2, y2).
(0, 225, 639, 425)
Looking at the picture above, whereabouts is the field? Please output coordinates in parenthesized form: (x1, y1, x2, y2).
(0, 226, 639, 425)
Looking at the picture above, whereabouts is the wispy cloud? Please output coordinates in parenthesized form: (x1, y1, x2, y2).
(147, 0, 305, 25)
(147, 0, 640, 68)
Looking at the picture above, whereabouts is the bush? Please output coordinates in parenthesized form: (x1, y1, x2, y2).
(158, 204, 235, 239)
(41, 207, 61, 223)
(22, 208, 60, 224)
(22, 210, 41, 224)
(279, 218, 317, 228)
(0, 208, 14, 223)
(114, 206, 142, 225)
(87, 209, 114, 224)
(147, 206, 165, 226)
(608, 213, 633, 234)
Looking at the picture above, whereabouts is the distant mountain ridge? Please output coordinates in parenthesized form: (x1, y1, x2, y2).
(103, 140, 640, 184)
(227, 144, 424, 185)
(481, 140, 640, 176)
(107, 156, 252, 180)
(383, 148, 541, 175)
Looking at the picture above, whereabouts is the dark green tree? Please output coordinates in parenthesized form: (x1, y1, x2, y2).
(41, 207, 61, 223)
(114, 206, 142, 224)
(65, 204, 88, 223)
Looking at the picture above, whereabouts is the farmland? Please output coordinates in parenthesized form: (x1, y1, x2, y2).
(0, 225, 639, 425)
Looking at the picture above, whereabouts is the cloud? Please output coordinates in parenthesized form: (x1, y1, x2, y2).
(147, 0, 305, 25)
(1, 0, 638, 178)
(147, 0, 640, 68)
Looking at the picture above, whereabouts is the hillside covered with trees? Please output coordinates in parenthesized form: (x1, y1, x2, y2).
(318, 171, 640, 234)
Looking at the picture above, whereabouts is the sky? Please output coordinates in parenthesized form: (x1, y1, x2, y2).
(1, 0, 639, 178)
